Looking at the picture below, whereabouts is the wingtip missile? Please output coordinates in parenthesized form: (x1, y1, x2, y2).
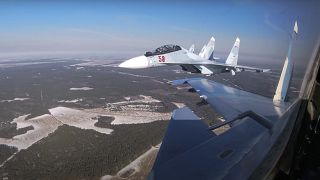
(294, 21, 298, 34)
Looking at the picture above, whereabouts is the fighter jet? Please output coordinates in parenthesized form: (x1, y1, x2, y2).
(118, 37, 269, 76)
(147, 21, 320, 180)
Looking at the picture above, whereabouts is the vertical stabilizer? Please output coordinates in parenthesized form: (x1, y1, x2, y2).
(225, 37, 240, 65)
(199, 37, 215, 60)
(273, 21, 298, 102)
(189, 44, 195, 53)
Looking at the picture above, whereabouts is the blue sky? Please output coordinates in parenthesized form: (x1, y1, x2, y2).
(0, 0, 319, 64)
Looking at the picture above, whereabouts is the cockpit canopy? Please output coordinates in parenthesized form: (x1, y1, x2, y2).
(145, 44, 182, 57)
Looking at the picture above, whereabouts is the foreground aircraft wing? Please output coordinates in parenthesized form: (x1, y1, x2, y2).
(171, 78, 288, 121)
(150, 76, 302, 180)
(149, 98, 302, 180)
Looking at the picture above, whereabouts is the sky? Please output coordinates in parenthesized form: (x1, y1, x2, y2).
(0, 0, 319, 64)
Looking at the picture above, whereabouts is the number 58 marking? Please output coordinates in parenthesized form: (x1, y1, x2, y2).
(158, 56, 165, 62)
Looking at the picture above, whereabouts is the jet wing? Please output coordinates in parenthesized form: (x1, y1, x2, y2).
(163, 61, 269, 74)
(152, 107, 216, 168)
(234, 64, 270, 72)
(171, 78, 288, 121)
(149, 77, 302, 180)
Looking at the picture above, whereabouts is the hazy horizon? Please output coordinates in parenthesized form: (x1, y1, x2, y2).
(0, 1, 319, 66)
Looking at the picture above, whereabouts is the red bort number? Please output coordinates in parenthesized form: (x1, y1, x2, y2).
(158, 56, 166, 62)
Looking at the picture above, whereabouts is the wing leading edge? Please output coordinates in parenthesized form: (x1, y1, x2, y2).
(171, 78, 288, 121)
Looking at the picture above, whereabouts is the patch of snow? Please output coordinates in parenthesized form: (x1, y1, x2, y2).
(0, 94, 170, 166)
(152, 79, 165, 84)
(58, 98, 83, 103)
(0, 61, 66, 68)
(49, 107, 113, 135)
(0, 114, 61, 150)
(89, 95, 170, 125)
(69, 87, 93, 91)
(0, 107, 114, 151)
(110, 95, 161, 105)
(176, 86, 190, 90)
(1, 98, 30, 103)
(173, 70, 182, 74)
(117, 71, 154, 78)
(109, 112, 170, 125)
(100, 175, 114, 180)
(76, 67, 84, 70)
(70, 61, 118, 67)
(172, 102, 185, 108)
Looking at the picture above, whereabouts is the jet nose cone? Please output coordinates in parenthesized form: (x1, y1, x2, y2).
(118, 56, 149, 69)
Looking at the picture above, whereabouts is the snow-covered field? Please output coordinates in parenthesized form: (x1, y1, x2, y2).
(49, 107, 113, 134)
(0, 95, 172, 168)
(0, 114, 61, 150)
(114, 70, 155, 78)
(0, 98, 30, 103)
(0, 61, 66, 68)
(90, 95, 171, 124)
(110, 95, 161, 105)
(0, 107, 114, 151)
(109, 112, 170, 125)
(76, 67, 84, 70)
(0, 95, 171, 150)
(69, 87, 93, 91)
(58, 98, 83, 103)
(69, 60, 120, 67)
(172, 102, 185, 108)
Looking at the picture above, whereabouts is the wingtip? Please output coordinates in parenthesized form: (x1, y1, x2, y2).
(263, 69, 271, 73)
(294, 21, 298, 34)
